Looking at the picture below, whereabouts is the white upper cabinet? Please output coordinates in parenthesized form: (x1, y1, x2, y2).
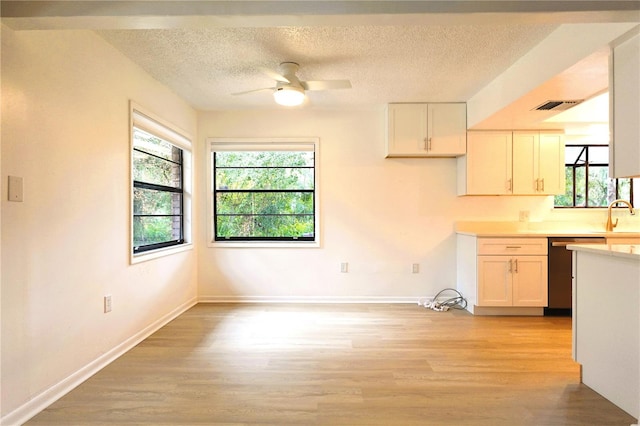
(512, 132, 565, 195)
(458, 130, 564, 196)
(427, 103, 467, 155)
(461, 131, 513, 195)
(386, 103, 466, 157)
(610, 32, 640, 178)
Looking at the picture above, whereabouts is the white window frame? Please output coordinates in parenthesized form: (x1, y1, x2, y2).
(207, 137, 321, 248)
(130, 102, 193, 263)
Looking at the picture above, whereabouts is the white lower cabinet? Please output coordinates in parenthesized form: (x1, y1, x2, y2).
(457, 235, 548, 314)
(478, 255, 548, 306)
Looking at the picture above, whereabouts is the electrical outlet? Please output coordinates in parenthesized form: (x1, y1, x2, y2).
(8, 176, 24, 202)
(340, 262, 348, 273)
(412, 263, 420, 274)
(104, 295, 112, 313)
(519, 210, 530, 222)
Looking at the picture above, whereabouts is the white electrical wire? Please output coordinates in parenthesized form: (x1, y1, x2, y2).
(420, 288, 467, 312)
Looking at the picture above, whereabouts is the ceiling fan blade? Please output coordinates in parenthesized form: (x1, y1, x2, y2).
(301, 80, 352, 91)
(231, 87, 275, 96)
(258, 67, 290, 83)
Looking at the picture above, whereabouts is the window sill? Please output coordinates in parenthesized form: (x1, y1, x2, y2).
(131, 243, 193, 264)
(208, 240, 320, 249)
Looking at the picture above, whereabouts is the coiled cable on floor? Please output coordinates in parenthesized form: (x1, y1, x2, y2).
(421, 288, 467, 312)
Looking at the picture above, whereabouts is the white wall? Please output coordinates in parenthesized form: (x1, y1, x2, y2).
(1, 26, 198, 422)
(197, 108, 565, 302)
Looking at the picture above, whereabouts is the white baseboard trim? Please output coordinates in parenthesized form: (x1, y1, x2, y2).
(2, 297, 198, 426)
(198, 296, 421, 304)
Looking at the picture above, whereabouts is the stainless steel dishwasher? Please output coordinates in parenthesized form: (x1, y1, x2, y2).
(545, 237, 606, 316)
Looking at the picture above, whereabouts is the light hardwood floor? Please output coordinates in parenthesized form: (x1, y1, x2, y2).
(27, 304, 637, 425)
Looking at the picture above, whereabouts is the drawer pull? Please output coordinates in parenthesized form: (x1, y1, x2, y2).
(506, 246, 521, 249)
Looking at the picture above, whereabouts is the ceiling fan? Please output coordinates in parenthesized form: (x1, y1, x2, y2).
(233, 62, 352, 106)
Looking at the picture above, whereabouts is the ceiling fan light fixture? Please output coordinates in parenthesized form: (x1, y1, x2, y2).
(274, 86, 305, 106)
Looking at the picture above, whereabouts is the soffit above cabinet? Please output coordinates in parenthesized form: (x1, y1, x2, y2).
(469, 49, 610, 131)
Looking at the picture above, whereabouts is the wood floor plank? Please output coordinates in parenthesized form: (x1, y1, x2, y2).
(26, 303, 637, 425)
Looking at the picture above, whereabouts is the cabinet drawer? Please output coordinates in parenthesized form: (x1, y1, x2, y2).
(477, 238, 548, 255)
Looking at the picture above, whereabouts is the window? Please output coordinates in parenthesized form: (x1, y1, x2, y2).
(209, 138, 318, 246)
(131, 105, 192, 257)
(554, 144, 634, 208)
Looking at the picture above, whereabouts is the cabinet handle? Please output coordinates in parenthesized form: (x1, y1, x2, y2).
(423, 137, 428, 150)
(514, 259, 518, 273)
(508, 259, 513, 273)
(428, 137, 432, 151)
(507, 179, 512, 192)
(535, 179, 540, 191)
(506, 246, 521, 249)
(541, 178, 544, 191)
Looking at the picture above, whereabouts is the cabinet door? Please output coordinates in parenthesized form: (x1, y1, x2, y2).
(427, 103, 466, 156)
(512, 132, 564, 195)
(512, 132, 538, 195)
(611, 33, 640, 178)
(386, 104, 428, 156)
(466, 132, 513, 195)
(538, 133, 565, 195)
(477, 256, 512, 306)
(512, 255, 548, 307)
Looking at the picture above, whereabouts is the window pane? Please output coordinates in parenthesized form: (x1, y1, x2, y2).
(216, 167, 314, 190)
(133, 128, 182, 162)
(617, 178, 632, 201)
(216, 151, 313, 168)
(133, 216, 181, 247)
(134, 187, 182, 215)
(132, 114, 187, 254)
(587, 166, 610, 207)
(555, 145, 634, 208)
(565, 146, 586, 165)
(212, 146, 316, 241)
(216, 192, 313, 215)
(575, 167, 586, 206)
(216, 214, 314, 238)
(588, 146, 609, 164)
(554, 166, 575, 207)
(133, 150, 182, 188)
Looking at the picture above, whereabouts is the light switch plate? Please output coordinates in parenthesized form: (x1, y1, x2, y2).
(8, 176, 24, 202)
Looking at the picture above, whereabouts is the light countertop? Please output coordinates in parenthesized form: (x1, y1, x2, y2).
(455, 221, 640, 239)
(566, 243, 640, 260)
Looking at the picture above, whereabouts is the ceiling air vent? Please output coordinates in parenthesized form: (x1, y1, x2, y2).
(533, 100, 583, 111)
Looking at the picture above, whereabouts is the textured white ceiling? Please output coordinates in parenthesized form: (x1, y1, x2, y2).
(5, 0, 638, 116)
(97, 24, 558, 110)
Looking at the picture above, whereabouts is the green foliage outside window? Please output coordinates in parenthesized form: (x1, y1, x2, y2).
(214, 151, 315, 240)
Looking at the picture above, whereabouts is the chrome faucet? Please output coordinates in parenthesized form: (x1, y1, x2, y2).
(605, 199, 635, 232)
